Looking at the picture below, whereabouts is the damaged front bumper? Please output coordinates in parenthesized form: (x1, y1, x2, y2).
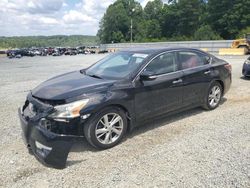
(18, 94, 83, 169)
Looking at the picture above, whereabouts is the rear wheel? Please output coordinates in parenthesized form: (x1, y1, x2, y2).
(84, 107, 127, 149)
(203, 82, 222, 110)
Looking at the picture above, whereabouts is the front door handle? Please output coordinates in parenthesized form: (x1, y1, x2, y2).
(204, 70, 211, 75)
(172, 78, 183, 84)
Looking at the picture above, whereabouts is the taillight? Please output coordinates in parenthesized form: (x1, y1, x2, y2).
(224, 64, 232, 72)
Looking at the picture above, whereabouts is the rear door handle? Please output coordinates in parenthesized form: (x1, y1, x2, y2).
(172, 78, 183, 84)
(204, 70, 211, 75)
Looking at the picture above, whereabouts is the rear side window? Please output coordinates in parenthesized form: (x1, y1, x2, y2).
(178, 51, 210, 70)
(145, 52, 177, 75)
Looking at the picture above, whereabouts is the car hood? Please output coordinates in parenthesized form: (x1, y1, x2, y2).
(32, 71, 115, 100)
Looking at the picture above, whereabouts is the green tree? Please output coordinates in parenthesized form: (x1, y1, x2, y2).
(176, 0, 204, 37)
(0, 35, 97, 49)
(144, 0, 163, 20)
(111, 31, 125, 43)
(207, 0, 250, 39)
(142, 0, 163, 40)
(161, 3, 179, 39)
(98, 0, 143, 43)
(194, 25, 222, 40)
(161, 0, 205, 39)
(237, 27, 250, 38)
(98, 2, 129, 43)
(97, 0, 250, 43)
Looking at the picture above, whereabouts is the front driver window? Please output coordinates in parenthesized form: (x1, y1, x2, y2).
(145, 52, 177, 75)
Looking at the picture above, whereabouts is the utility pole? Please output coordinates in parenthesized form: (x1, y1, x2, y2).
(130, 18, 133, 43)
(130, 7, 135, 43)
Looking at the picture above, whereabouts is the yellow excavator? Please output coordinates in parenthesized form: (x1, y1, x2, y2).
(231, 34, 250, 54)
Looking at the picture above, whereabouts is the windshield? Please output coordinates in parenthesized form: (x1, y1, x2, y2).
(85, 52, 148, 79)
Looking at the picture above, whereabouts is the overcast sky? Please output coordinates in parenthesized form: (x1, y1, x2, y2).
(0, 0, 160, 36)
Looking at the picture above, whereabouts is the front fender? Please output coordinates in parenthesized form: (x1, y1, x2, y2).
(79, 89, 136, 129)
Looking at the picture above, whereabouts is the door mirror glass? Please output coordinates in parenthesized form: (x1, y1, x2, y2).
(140, 71, 156, 81)
(205, 56, 212, 64)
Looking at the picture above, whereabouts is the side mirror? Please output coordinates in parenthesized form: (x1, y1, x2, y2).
(205, 56, 212, 64)
(140, 71, 157, 81)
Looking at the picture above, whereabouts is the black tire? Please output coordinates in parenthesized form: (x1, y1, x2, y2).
(202, 81, 223, 110)
(84, 107, 127, 149)
(242, 70, 250, 78)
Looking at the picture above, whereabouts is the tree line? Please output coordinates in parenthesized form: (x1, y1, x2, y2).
(97, 0, 250, 43)
(0, 35, 98, 49)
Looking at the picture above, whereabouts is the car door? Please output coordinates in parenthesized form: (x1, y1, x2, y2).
(177, 50, 214, 106)
(134, 51, 184, 121)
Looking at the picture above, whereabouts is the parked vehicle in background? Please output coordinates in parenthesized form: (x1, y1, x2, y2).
(18, 47, 231, 168)
(77, 46, 86, 54)
(47, 47, 55, 56)
(242, 56, 250, 77)
(52, 51, 61, 56)
(71, 48, 78, 55)
(6, 45, 102, 59)
(84, 46, 99, 54)
(33, 49, 41, 56)
(15, 54, 22, 58)
(55, 47, 67, 55)
(7, 49, 24, 58)
(20, 49, 35, 57)
(0, 50, 5, 56)
(98, 50, 109, 54)
(64, 48, 77, 55)
(84, 49, 91, 54)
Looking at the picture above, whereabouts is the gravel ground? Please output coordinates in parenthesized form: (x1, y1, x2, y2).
(0, 54, 249, 188)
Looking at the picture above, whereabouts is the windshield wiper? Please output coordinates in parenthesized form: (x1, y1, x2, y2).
(87, 74, 102, 79)
(81, 70, 102, 79)
(80, 69, 85, 74)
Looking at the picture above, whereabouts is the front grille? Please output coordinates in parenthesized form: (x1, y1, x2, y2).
(39, 118, 52, 130)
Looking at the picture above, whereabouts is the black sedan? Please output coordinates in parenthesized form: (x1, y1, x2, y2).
(242, 56, 250, 77)
(18, 48, 231, 168)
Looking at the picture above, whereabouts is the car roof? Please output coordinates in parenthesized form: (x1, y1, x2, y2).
(120, 47, 206, 55)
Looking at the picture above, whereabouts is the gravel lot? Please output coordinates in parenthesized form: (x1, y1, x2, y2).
(0, 54, 249, 188)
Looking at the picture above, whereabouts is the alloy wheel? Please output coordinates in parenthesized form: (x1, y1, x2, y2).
(208, 85, 221, 107)
(95, 113, 124, 144)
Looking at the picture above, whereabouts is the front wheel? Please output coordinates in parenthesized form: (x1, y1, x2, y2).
(84, 107, 127, 149)
(203, 82, 222, 110)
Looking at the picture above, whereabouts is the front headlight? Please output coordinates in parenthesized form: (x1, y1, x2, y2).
(49, 99, 89, 119)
